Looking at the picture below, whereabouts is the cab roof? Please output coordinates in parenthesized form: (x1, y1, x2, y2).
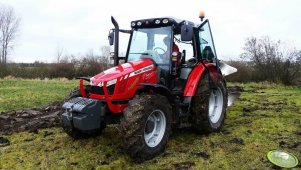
(130, 17, 196, 29)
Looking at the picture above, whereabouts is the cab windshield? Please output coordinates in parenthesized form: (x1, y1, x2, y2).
(127, 26, 172, 66)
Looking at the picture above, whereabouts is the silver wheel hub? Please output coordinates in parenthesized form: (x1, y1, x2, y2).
(144, 110, 166, 148)
(208, 87, 223, 123)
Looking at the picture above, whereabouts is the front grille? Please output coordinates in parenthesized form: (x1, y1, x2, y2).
(107, 85, 115, 95)
(88, 85, 104, 95)
(86, 85, 115, 95)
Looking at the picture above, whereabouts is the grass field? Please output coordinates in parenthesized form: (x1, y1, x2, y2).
(0, 79, 300, 169)
(0, 78, 77, 112)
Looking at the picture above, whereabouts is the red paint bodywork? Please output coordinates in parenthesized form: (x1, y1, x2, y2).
(205, 62, 219, 85)
(183, 62, 219, 97)
(79, 57, 219, 114)
(183, 63, 206, 97)
(80, 58, 157, 114)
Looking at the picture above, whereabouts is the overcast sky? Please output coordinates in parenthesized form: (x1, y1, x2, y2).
(2, 0, 301, 63)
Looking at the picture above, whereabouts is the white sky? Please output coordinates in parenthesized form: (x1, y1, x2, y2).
(2, 0, 301, 63)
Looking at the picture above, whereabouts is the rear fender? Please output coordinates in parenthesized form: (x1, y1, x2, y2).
(184, 62, 221, 97)
(205, 62, 219, 86)
(183, 63, 207, 97)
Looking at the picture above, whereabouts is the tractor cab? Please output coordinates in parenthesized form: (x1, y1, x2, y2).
(126, 18, 193, 88)
(109, 16, 218, 90)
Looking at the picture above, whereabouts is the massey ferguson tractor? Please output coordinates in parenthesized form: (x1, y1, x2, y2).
(61, 12, 237, 161)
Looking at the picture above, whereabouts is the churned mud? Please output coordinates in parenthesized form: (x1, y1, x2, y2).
(0, 102, 62, 135)
(0, 87, 242, 136)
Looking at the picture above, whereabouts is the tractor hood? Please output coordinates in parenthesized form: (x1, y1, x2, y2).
(90, 58, 154, 86)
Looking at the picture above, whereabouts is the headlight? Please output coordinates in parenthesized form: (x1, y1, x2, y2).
(107, 79, 117, 86)
(162, 19, 169, 24)
(106, 79, 117, 95)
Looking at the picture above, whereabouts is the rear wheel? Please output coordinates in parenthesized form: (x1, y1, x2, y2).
(120, 94, 172, 162)
(191, 74, 227, 133)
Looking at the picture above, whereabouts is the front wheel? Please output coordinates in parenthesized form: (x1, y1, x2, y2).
(120, 94, 172, 162)
(191, 74, 228, 133)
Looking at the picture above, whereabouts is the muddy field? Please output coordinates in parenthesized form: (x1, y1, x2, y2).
(0, 82, 300, 169)
(0, 102, 61, 135)
(0, 86, 242, 136)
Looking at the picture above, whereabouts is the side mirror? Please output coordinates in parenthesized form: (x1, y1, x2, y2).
(108, 29, 114, 46)
(181, 22, 193, 41)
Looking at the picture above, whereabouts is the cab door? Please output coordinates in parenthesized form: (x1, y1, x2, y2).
(198, 20, 217, 62)
(197, 19, 219, 82)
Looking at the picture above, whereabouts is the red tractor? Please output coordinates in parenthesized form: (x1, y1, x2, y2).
(61, 13, 237, 161)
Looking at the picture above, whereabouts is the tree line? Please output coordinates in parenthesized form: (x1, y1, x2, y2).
(1, 36, 301, 85)
(227, 36, 301, 85)
(0, 46, 111, 79)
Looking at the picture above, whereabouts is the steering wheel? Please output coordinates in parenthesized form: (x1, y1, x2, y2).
(187, 58, 198, 67)
(140, 50, 163, 63)
(154, 47, 166, 55)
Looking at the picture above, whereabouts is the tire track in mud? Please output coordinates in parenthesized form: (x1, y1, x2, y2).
(0, 86, 243, 135)
(0, 102, 62, 135)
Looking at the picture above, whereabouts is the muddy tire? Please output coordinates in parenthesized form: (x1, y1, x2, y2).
(64, 87, 82, 102)
(191, 74, 227, 133)
(120, 94, 172, 162)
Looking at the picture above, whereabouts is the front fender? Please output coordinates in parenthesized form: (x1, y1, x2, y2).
(138, 83, 175, 104)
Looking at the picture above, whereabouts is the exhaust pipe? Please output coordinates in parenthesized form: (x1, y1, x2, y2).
(111, 16, 119, 66)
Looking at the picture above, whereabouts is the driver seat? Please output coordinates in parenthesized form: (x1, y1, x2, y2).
(202, 46, 215, 61)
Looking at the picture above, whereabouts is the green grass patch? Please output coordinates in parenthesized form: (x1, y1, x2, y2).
(0, 79, 77, 112)
(0, 81, 301, 169)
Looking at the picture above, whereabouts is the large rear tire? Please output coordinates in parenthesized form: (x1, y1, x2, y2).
(120, 94, 172, 162)
(191, 74, 227, 133)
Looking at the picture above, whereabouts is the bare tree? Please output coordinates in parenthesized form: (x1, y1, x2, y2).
(56, 45, 65, 63)
(242, 36, 301, 85)
(0, 4, 20, 64)
(100, 46, 111, 69)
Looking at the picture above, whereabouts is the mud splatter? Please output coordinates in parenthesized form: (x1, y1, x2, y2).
(173, 161, 195, 170)
(0, 137, 10, 147)
(0, 102, 62, 135)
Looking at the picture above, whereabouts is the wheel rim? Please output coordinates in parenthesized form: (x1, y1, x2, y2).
(208, 87, 223, 123)
(144, 109, 166, 148)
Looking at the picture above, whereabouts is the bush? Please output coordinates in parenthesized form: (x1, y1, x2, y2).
(241, 36, 301, 85)
(0, 55, 111, 79)
(225, 60, 253, 83)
